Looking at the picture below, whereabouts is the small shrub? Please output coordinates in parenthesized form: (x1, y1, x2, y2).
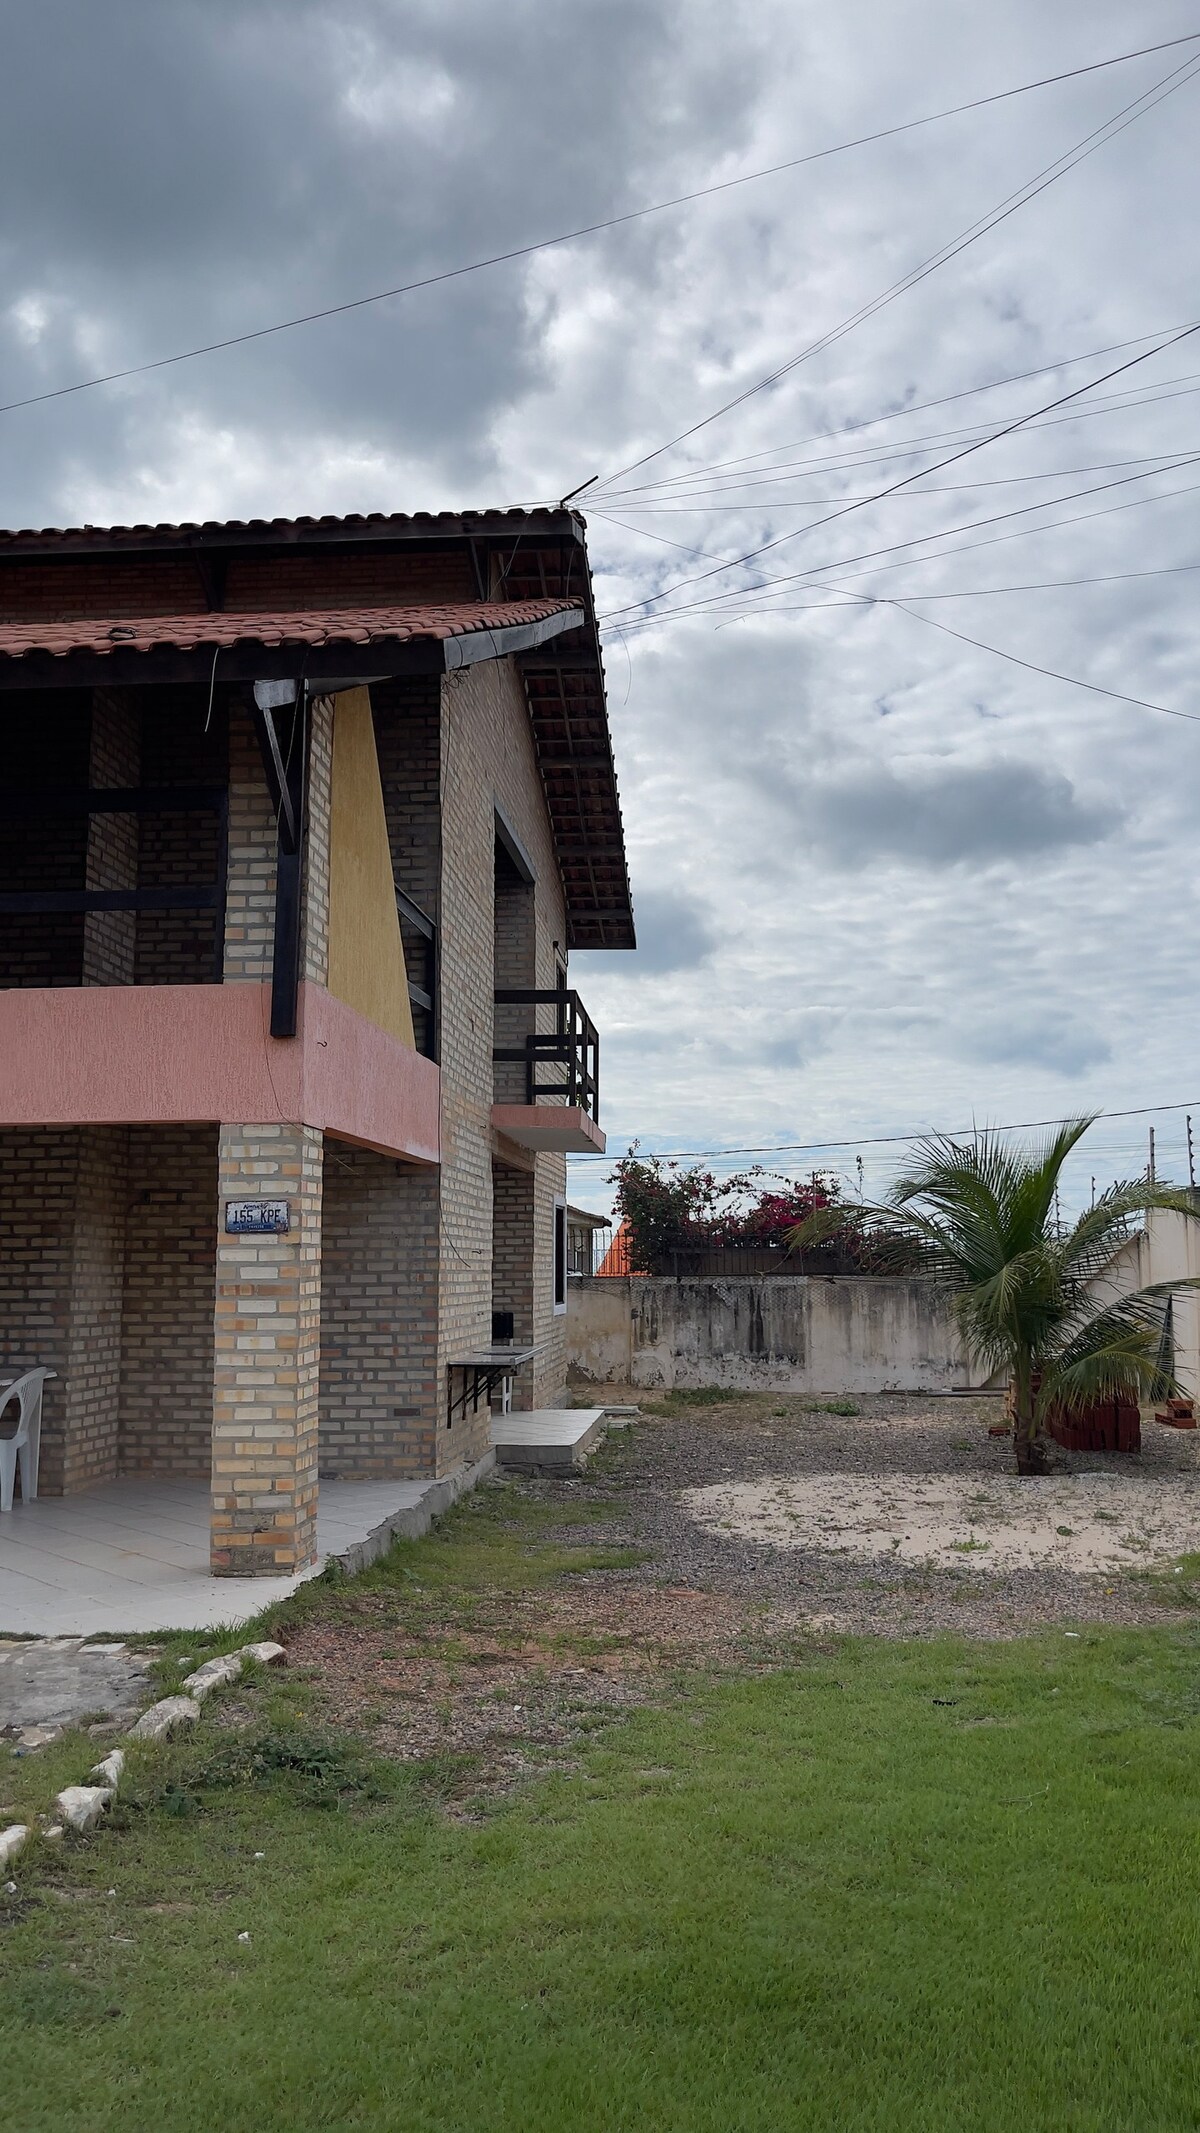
(192, 1729, 393, 1808)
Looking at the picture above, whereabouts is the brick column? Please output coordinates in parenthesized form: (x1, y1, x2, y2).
(210, 1123, 324, 1574)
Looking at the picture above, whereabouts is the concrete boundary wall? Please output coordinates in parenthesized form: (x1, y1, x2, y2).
(567, 1276, 968, 1394)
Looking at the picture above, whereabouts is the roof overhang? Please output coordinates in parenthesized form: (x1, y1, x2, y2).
(0, 603, 583, 691)
(0, 507, 637, 951)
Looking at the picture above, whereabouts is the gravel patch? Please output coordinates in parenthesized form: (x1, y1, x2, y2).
(536, 1391, 1200, 1639)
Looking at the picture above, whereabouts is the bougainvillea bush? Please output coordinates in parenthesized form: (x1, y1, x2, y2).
(609, 1150, 887, 1275)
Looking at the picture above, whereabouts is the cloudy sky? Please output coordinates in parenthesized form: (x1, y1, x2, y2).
(4, 1, 1199, 1214)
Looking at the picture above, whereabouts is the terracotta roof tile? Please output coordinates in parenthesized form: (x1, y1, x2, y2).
(0, 598, 581, 663)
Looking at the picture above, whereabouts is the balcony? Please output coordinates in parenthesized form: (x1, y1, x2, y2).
(491, 987, 604, 1154)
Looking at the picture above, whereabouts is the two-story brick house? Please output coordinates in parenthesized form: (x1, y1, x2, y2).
(0, 507, 633, 1585)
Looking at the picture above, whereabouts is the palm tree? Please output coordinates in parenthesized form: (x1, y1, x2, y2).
(787, 1117, 1200, 1474)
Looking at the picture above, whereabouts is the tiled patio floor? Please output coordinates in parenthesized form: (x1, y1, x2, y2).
(0, 1475, 437, 1637)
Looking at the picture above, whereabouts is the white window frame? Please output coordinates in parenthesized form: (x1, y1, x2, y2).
(553, 1196, 568, 1314)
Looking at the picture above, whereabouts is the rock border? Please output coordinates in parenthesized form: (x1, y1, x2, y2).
(1, 1639, 286, 1865)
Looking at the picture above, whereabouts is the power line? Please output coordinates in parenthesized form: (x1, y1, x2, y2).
(569, 1096, 1200, 1161)
(698, 559, 1200, 615)
(600, 448, 1200, 510)
(597, 369, 1200, 504)
(599, 321, 1200, 623)
(587, 326, 1193, 492)
(595, 448, 1200, 627)
(591, 50, 1200, 494)
(6, 35, 1197, 422)
(860, 591, 1200, 722)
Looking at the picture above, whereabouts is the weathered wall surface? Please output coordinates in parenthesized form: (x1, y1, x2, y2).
(1089, 1208, 1200, 1400)
(567, 1276, 968, 1393)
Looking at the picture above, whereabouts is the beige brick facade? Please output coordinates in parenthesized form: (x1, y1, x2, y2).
(1, 565, 609, 1572)
(211, 1122, 323, 1574)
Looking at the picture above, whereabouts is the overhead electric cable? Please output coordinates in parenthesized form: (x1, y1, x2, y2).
(595, 436, 1200, 624)
(568, 1096, 1200, 1161)
(597, 448, 1200, 511)
(599, 330, 1200, 622)
(584, 325, 1191, 490)
(597, 370, 1200, 502)
(591, 49, 1200, 493)
(3, 34, 1200, 418)
(854, 592, 1200, 722)
(697, 559, 1200, 617)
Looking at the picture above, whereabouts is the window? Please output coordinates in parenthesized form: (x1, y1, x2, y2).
(553, 1198, 567, 1313)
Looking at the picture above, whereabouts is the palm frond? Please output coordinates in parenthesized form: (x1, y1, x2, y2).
(1038, 1290, 1183, 1415)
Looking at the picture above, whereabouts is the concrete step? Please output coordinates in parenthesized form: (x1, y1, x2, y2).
(490, 1407, 608, 1473)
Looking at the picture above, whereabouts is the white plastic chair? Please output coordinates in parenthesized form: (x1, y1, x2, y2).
(0, 1369, 55, 1512)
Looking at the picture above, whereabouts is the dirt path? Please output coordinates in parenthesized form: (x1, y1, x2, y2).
(283, 1393, 1198, 1794)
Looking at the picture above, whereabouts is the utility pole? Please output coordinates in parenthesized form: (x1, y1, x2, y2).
(1149, 1126, 1156, 1183)
(1188, 1114, 1195, 1192)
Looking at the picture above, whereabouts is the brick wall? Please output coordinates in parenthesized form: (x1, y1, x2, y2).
(302, 692, 333, 986)
(81, 689, 139, 986)
(492, 1162, 534, 1406)
(119, 1125, 218, 1476)
(0, 548, 474, 623)
(0, 689, 89, 987)
(374, 675, 440, 1059)
(61, 1127, 129, 1489)
(319, 1144, 440, 1477)
(0, 1124, 219, 1493)
(0, 1127, 78, 1490)
(136, 686, 227, 985)
(0, 1126, 130, 1493)
(435, 658, 570, 1461)
(222, 699, 277, 982)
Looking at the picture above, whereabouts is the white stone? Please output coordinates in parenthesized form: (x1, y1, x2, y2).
(126, 1696, 201, 1741)
(0, 1826, 29, 1870)
(239, 1641, 287, 1668)
(16, 1725, 61, 1751)
(182, 1653, 243, 1700)
(43, 1826, 64, 1845)
(90, 1750, 125, 1789)
(55, 1786, 113, 1833)
(237, 1931, 251, 1945)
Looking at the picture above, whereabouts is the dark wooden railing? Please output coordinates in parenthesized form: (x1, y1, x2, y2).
(395, 883, 437, 1061)
(493, 987, 599, 1117)
(0, 784, 229, 979)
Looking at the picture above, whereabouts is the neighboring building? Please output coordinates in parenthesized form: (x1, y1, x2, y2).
(597, 1221, 635, 1276)
(0, 507, 634, 1576)
(566, 1205, 613, 1279)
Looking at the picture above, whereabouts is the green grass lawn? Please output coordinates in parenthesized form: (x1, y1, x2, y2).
(2, 1463, 1197, 2129)
(5, 1603, 1200, 2132)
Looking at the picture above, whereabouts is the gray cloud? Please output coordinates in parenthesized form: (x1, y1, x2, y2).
(3, 0, 1198, 1213)
(960, 1018, 1114, 1079)
(580, 884, 717, 977)
(798, 756, 1122, 868)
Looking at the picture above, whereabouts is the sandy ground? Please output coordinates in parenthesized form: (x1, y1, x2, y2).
(681, 1465, 1200, 1573)
(541, 1391, 1200, 1637)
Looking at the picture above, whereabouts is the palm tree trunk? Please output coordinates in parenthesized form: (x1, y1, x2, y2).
(1012, 1362, 1049, 1477)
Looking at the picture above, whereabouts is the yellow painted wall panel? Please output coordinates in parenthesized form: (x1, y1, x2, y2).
(326, 687, 415, 1049)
